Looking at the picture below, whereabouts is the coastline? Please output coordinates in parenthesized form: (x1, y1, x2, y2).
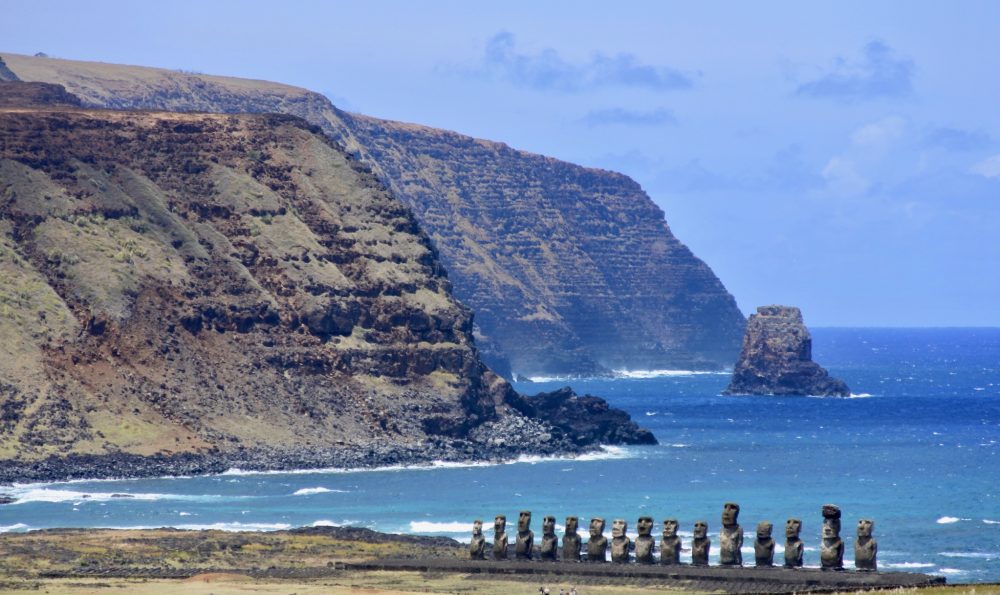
(0, 439, 630, 487)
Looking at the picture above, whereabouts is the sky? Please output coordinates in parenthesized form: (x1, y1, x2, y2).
(4, 1, 999, 326)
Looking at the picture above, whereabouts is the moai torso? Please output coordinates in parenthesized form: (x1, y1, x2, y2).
(692, 521, 710, 566)
(854, 519, 878, 571)
(719, 502, 743, 566)
(563, 516, 582, 562)
(540, 516, 558, 561)
(660, 519, 681, 565)
(515, 510, 534, 560)
(754, 521, 775, 567)
(634, 516, 655, 564)
(470, 520, 486, 560)
(610, 519, 630, 563)
(587, 518, 608, 562)
(492, 515, 508, 560)
(784, 518, 804, 568)
(820, 505, 845, 571)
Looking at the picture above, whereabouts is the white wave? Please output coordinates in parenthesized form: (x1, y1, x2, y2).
(410, 521, 471, 533)
(848, 393, 873, 398)
(936, 516, 970, 524)
(645, 411, 658, 416)
(221, 446, 634, 478)
(669, 443, 690, 448)
(940, 552, 996, 559)
(9, 488, 219, 504)
(168, 521, 291, 531)
(178, 512, 192, 516)
(883, 562, 935, 569)
(311, 519, 338, 527)
(612, 369, 728, 379)
(0, 523, 29, 532)
(984, 519, 1000, 525)
(292, 487, 348, 496)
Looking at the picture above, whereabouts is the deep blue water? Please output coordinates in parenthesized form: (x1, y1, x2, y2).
(1, 328, 998, 582)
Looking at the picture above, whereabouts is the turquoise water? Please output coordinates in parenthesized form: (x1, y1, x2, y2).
(1, 328, 998, 582)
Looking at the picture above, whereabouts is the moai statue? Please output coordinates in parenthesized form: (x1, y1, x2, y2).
(783, 518, 804, 568)
(660, 518, 682, 565)
(854, 519, 878, 572)
(492, 515, 508, 560)
(820, 505, 845, 571)
(719, 502, 743, 566)
(563, 516, 582, 562)
(692, 520, 711, 566)
(540, 515, 559, 561)
(610, 519, 630, 563)
(515, 510, 534, 560)
(754, 521, 775, 567)
(586, 517, 608, 562)
(635, 516, 655, 564)
(470, 519, 486, 560)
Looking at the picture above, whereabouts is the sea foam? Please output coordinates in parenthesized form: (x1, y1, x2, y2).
(292, 487, 349, 496)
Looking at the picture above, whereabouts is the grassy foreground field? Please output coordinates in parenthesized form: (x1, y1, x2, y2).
(0, 528, 994, 594)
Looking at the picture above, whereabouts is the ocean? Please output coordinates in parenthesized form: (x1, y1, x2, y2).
(1, 328, 998, 583)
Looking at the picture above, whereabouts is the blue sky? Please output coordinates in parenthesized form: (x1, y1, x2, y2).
(5, 1, 999, 326)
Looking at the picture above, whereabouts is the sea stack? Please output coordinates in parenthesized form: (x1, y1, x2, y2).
(724, 306, 850, 396)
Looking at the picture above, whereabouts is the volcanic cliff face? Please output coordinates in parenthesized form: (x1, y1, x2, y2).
(723, 306, 850, 397)
(0, 87, 509, 470)
(2, 52, 746, 377)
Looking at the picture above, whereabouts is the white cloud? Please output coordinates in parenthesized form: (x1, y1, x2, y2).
(970, 154, 1000, 179)
(851, 115, 906, 149)
(821, 155, 869, 195)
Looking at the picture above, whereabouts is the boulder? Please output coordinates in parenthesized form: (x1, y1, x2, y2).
(724, 305, 850, 396)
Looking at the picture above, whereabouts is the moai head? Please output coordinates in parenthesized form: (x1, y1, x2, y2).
(543, 516, 556, 536)
(663, 518, 679, 538)
(473, 519, 483, 536)
(518, 510, 532, 532)
(756, 521, 773, 540)
(694, 520, 708, 539)
(612, 519, 627, 538)
(565, 516, 579, 535)
(786, 518, 802, 539)
(822, 505, 842, 539)
(637, 516, 653, 537)
(857, 519, 874, 538)
(494, 515, 506, 534)
(589, 517, 605, 538)
(722, 502, 740, 527)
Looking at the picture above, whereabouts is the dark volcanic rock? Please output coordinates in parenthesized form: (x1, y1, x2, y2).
(0, 56, 18, 81)
(724, 306, 850, 397)
(509, 387, 658, 446)
(0, 81, 81, 108)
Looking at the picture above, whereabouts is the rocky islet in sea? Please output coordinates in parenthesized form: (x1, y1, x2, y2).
(724, 305, 851, 397)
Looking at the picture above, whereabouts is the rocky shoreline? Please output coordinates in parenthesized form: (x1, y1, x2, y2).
(0, 436, 593, 486)
(0, 386, 654, 486)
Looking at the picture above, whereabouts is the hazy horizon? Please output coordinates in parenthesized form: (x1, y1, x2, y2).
(4, 0, 998, 326)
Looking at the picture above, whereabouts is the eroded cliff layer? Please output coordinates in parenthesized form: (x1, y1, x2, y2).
(0, 87, 613, 477)
(2, 52, 746, 377)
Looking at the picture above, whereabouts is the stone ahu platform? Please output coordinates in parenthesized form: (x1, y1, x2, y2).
(349, 558, 945, 594)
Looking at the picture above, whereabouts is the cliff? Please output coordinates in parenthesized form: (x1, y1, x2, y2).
(723, 306, 850, 396)
(1, 52, 746, 377)
(0, 85, 652, 481)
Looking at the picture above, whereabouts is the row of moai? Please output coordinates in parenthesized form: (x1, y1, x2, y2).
(470, 504, 877, 571)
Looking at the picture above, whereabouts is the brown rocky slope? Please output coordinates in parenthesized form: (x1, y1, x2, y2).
(0, 84, 652, 481)
(1, 52, 746, 377)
